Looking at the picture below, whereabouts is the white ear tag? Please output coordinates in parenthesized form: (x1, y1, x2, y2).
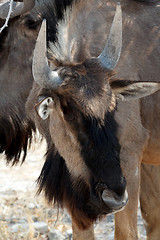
(37, 97, 53, 120)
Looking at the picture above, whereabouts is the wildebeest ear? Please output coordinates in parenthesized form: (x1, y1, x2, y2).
(35, 97, 53, 120)
(110, 80, 160, 101)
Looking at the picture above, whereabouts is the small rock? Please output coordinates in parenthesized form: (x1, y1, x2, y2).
(10, 223, 29, 233)
(10, 221, 49, 235)
(33, 230, 39, 238)
(28, 203, 36, 209)
(65, 228, 72, 240)
(48, 229, 65, 240)
(33, 221, 49, 234)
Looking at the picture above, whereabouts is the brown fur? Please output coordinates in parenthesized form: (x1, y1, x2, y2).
(140, 164, 160, 239)
(0, 9, 39, 163)
(79, 0, 160, 239)
(1, 0, 160, 239)
(101, 0, 160, 239)
(32, 0, 160, 239)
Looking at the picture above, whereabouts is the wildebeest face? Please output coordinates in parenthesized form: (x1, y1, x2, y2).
(35, 58, 128, 216)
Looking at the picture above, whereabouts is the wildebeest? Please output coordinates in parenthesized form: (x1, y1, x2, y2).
(0, 0, 37, 164)
(0, 0, 160, 239)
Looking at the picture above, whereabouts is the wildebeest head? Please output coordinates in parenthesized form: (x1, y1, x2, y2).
(27, 3, 160, 229)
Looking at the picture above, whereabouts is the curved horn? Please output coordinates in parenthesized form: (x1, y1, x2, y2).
(98, 3, 122, 70)
(0, 0, 35, 19)
(32, 20, 62, 89)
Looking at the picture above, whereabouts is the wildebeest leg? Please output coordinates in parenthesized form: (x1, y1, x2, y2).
(113, 149, 141, 239)
(114, 206, 138, 239)
(140, 164, 160, 240)
(114, 172, 140, 240)
(114, 154, 141, 240)
(113, 101, 148, 239)
(72, 221, 95, 240)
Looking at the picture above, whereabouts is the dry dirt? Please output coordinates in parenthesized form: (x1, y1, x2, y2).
(0, 141, 146, 240)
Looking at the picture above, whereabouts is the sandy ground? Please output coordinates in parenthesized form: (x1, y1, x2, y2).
(0, 141, 146, 240)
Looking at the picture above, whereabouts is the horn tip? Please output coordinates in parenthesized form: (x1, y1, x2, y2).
(42, 19, 47, 27)
(39, 19, 47, 38)
(117, 2, 121, 9)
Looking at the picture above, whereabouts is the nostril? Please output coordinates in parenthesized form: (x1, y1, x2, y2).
(97, 176, 127, 198)
(102, 189, 128, 210)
